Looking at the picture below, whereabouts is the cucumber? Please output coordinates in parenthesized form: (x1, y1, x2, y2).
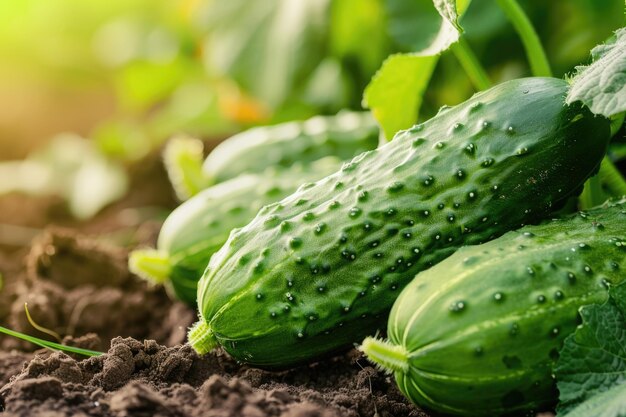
(164, 111, 379, 199)
(129, 157, 342, 305)
(361, 199, 626, 416)
(188, 77, 611, 368)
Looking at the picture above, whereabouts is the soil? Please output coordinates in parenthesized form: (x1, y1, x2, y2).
(0, 149, 556, 417)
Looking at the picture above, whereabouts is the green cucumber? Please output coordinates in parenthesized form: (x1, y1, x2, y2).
(188, 77, 611, 368)
(129, 157, 342, 305)
(164, 111, 379, 199)
(361, 199, 626, 416)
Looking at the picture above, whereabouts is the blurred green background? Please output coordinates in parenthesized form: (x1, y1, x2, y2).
(0, 0, 621, 159)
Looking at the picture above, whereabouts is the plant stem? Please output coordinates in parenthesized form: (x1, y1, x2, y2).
(579, 175, 605, 210)
(451, 37, 492, 90)
(495, 0, 552, 77)
(594, 113, 626, 203)
(599, 159, 626, 197)
(610, 112, 625, 137)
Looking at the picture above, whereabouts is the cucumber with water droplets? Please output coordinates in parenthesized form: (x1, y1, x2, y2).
(130, 158, 342, 305)
(361, 199, 626, 416)
(165, 112, 379, 199)
(188, 77, 611, 367)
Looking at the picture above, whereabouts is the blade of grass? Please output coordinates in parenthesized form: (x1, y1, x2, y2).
(0, 325, 103, 357)
(24, 303, 62, 343)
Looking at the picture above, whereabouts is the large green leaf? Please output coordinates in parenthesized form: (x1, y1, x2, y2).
(555, 282, 626, 416)
(566, 27, 626, 117)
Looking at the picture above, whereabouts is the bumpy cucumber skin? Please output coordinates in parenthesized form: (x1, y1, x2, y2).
(202, 111, 379, 183)
(158, 158, 342, 305)
(385, 200, 626, 416)
(195, 77, 611, 367)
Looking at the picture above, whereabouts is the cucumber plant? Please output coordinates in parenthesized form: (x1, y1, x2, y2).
(361, 199, 626, 416)
(188, 77, 611, 367)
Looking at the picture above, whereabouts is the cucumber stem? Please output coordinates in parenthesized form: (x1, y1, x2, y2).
(451, 37, 492, 90)
(163, 135, 212, 201)
(128, 249, 172, 285)
(188, 320, 218, 355)
(360, 337, 409, 374)
(495, 0, 552, 77)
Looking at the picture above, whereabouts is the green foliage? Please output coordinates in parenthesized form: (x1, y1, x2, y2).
(363, 54, 438, 139)
(567, 28, 626, 117)
(2, 0, 623, 165)
(364, 0, 471, 139)
(385, 0, 470, 53)
(555, 282, 626, 416)
(559, 384, 626, 417)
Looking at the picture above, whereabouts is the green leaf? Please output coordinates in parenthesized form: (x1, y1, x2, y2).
(434, 0, 464, 31)
(363, 54, 437, 139)
(555, 282, 626, 416)
(0, 325, 103, 357)
(385, 0, 470, 54)
(566, 27, 626, 117)
(365, 0, 470, 139)
(561, 383, 626, 417)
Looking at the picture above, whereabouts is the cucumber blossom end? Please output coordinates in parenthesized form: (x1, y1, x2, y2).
(128, 249, 172, 285)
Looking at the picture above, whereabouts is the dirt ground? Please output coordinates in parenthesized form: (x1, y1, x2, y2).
(0, 151, 556, 417)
